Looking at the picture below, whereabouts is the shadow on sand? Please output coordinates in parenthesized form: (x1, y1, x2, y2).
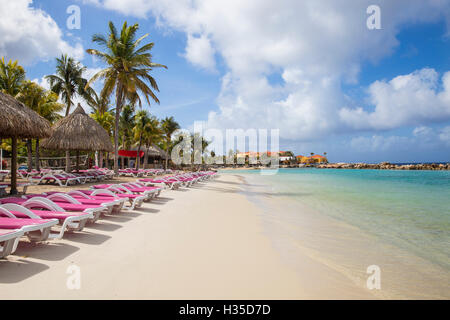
(12, 241, 80, 261)
(61, 231, 111, 245)
(0, 259, 49, 283)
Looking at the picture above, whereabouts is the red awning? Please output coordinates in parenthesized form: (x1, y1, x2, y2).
(118, 150, 145, 158)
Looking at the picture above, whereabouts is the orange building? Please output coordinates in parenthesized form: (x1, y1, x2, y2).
(296, 154, 328, 164)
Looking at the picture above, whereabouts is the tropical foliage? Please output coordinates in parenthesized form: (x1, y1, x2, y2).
(0, 21, 215, 172)
(86, 21, 167, 173)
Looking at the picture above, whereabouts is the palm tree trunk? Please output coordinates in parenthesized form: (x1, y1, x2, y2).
(136, 135, 142, 170)
(64, 100, 72, 173)
(26, 139, 33, 172)
(10, 138, 18, 195)
(145, 145, 149, 167)
(165, 136, 170, 170)
(121, 133, 126, 169)
(35, 139, 40, 171)
(114, 85, 123, 175)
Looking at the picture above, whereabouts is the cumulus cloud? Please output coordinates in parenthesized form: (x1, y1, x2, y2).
(0, 0, 84, 65)
(341, 69, 450, 130)
(84, 0, 450, 141)
(183, 34, 216, 71)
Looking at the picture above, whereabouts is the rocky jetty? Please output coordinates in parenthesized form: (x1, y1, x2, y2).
(316, 162, 450, 170)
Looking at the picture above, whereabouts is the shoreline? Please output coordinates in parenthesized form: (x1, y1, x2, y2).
(0, 174, 380, 299)
(234, 172, 450, 299)
(215, 162, 450, 171)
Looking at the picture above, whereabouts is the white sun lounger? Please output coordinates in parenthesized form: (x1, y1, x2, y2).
(0, 228, 24, 258)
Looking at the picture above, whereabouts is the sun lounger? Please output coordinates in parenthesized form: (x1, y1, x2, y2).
(81, 189, 145, 211)
(0, 206, 58, 242)
(44, 190, 125, 214)
(1, 203, 93, 239)
(0, 197, 104, 223)
(0, 182, 30, 194)
(24, 193, 113, 217)
(30, 173, 80, 187)
(138, 178, 181, 190)
(0, 228, 24, 258)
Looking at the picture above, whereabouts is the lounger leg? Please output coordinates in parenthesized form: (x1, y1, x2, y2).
(0, 239, 16, 258)
(26, 228, 51, 242)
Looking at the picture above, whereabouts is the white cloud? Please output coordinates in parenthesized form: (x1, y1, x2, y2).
(0, 0, 84, 65)
(84, 0, 450, 141)
(341, 69, 450, 130)
(183, 34, 216, 71)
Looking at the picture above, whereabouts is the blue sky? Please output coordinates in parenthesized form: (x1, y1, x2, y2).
(1, 0, 450, 162)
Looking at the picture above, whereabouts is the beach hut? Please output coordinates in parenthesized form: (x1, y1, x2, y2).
(0, 92, 52, 194)
(41, 104, 113, 172)
(121, 144, 168, 168)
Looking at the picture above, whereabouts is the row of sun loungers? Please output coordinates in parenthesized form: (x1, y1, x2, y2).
(29, 170, 114, 187)
(0, 171, 217, 258)
(118, 168, 174, 178)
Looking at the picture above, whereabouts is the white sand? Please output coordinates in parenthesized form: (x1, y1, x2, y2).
(0, 174, 374, 299)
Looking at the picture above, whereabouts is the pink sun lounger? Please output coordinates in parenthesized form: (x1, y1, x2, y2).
(0, 206, 58, 243)
(138, 178, 181, 190)
(80, 189, 145, 211)
(43, 190, 125, 214)
(1, 202, 93, 239)
(92, 184, 155, 201)
(119, 183, 161, 197)
(0, 197, 104, 223)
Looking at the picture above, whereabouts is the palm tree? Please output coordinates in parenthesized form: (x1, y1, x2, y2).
(119, 104, 135, 168)
(86, 21, 167, 174)
(132, 110, 150, 169)
(16, 81, 64, 171)
(91, 110, 114, 167)
(0, 58, 26, 96)
(46, 54, 95, 172)
(89, 91, 111, 115)
(161, 116, 180, 169)
(142, 116, 162, 167)
(0, 58, 26, 173)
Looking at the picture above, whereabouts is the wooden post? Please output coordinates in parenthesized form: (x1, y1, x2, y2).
(76, 150, 80, 172)
(10, 138, 18, 195)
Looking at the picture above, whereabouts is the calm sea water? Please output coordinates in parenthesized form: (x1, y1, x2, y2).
(220, 168, 450, 298)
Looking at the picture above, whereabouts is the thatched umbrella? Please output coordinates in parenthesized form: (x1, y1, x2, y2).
(41, 104, 113, 171)
(0, 92, 52, 194)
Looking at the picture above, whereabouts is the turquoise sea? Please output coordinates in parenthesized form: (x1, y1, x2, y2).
(221, 168, 450, 299)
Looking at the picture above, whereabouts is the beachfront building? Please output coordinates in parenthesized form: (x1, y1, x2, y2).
(297, 154, 329, 164)
(235, 151, 295, 165)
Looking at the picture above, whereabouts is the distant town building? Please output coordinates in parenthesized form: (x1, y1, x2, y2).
(296, 154, 328, 164)
(235, 151, 295, 164)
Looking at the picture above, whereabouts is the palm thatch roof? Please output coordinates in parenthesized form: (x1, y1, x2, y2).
(147, 144, 167, 158)
(0, 91, 52, 138)
(41, 104, 113, 152)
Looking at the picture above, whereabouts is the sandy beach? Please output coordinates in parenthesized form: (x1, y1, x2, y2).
(0, 174, 376, 299)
